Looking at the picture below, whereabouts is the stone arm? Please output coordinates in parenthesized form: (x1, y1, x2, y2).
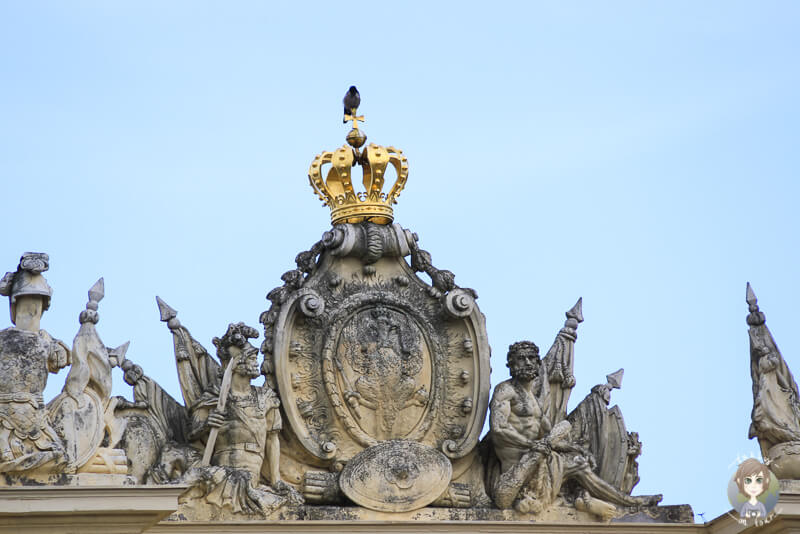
(552, 440, 597, 470)
(40, 330, 71, 373)
(345, 390, 377, 410)
(490, 384, 535, 449)
(262, 386, 281, 411)
(187, 398, 224, 443)
(758, 351, 780, 374)
(402, 386, 429, 408)
(113, 397, 148, 411)
(260, 389, 283, 489)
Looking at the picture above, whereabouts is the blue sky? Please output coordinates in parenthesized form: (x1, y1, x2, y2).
(2, 1, 799, 522)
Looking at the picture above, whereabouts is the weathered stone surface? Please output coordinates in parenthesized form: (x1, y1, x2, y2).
(0, 254, 129, 481)
(745, 283, 800, 479)
(0, 485, 184, 534)
(339, 440, 452, 512)
(0, 244, 684, 525)
(115, 319, 302, 519)
(485, 318, 666, 520)
(0, 95, 698, 525)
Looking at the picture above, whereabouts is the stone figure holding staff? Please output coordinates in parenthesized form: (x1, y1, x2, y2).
(180, 322, 301, 516)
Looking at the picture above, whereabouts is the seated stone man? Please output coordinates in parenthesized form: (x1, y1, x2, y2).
(488, 341, 660, 517)
(0, 253, 72, 474)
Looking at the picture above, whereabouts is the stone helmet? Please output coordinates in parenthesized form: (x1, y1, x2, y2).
(0, 252, 53, 312)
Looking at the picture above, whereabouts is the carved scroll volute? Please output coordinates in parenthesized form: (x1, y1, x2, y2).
(442, 288, 475, 319)
(273, 288, 336, 461)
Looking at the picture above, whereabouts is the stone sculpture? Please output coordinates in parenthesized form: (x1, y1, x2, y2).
(112, 305, 302, 519)
(568, 369, 642, 495)
(0, 253, 129, 482)
(261, 221, 492, 512)
(745, 283, 800, 479)
(486, 330, 661, 519)
(0, 253, 72, 475)
(179, 322, 302, 516)
(0, 90, 691, 525)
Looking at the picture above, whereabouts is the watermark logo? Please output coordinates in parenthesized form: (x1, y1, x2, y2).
(726, 457, 780, 527)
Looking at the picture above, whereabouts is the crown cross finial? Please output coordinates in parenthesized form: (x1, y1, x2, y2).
(345, 110, 365, 130)
(309, 88, 409, 226)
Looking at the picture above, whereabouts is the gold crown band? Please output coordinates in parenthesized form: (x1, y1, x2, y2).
(309, 143, 408, 226)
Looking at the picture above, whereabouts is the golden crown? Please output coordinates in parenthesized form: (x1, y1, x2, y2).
(308, 89, 408, 225)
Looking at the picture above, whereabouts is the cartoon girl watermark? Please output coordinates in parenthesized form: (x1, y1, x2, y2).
(727, 457, 780, 525)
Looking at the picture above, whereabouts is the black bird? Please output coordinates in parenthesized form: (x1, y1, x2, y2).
(343, 86, 360, 123)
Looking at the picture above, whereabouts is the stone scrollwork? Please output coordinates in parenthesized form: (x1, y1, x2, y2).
(298, 289, 325, 318)
(263, 222, 491, 510)
(442, 288, 475, 319)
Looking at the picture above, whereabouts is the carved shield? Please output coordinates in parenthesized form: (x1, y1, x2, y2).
(598, 405, 628, 489)
(271, 223, 490, 464)
(339, 440, 452, 512)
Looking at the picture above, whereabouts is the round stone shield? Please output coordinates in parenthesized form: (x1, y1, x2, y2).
(339, 440, 452, 512)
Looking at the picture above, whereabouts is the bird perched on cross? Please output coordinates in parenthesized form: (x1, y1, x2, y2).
(343, 86, 361, 123)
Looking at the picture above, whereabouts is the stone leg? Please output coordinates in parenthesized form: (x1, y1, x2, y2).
(575, 490, 617, 521)
(566, 459, 661, 507)
(492, 449, 544, 510)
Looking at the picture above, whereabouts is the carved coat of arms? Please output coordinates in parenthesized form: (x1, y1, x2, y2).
(262, 222, 491, 509)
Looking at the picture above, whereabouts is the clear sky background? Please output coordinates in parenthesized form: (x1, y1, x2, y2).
(2, 1, 798, 523)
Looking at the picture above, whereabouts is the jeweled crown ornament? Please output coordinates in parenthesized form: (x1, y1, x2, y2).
(309, 87, 409, 225)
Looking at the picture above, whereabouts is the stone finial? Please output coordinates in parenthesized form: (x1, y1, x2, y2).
(107, 341, 130, 368)
(79, 278, 104, 325)
(566, 297, 584, 325)
(156, 296, 181, 330)
(746, 282, 766, 326)
(606, 368, 624, 390)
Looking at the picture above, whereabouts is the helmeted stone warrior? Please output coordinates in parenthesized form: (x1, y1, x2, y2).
(180, 322, 301, 515)
(0, 253, 72, 474)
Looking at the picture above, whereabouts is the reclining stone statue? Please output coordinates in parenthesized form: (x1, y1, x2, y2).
(486, 338, 661, 519)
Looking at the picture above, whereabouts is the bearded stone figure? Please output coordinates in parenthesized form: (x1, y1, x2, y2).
(486, 341, 661, 519)
(176, 322, 302, 517)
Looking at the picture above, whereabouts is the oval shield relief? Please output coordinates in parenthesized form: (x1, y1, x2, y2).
(339, 440, 452, 512)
